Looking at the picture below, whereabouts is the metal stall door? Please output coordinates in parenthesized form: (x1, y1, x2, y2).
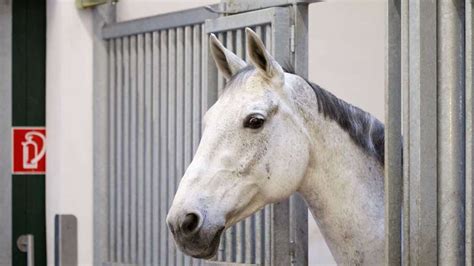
(93, 3, 308, 266)
(93, 5, 219, 266)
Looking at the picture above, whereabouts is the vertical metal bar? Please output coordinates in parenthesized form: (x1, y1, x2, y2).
(191, 25, 203, 266)
(160, 29, 169, 266)
(129, 34, 138, 263)
(253, 28, 265, 266)
(144, 32, 153, 265)
(17, 235, 35, 266)
(289, 4, 310, 265)
(264, 24, 272, 266)
(270, 8, 292, 266)
(216, 29, 233, 263)
(407, 1, 438, 264)
(466, 1, 474, 264)
(168, 28, 177, 265)
(244, 25, 263, 265)
(193, 25, 202, 153)
(184, 25, 193, 266)
(0, 1, 12, 264)
(214, 28, 229, 261)
(27, 236, 34, 266)
(438, 1, 466, 264)
(218, 29, 228, 262)
(200, 23, 209, 121)
(200, 25, 209, 265)
(176, 26, 186, 266)
(136, 33, 145, 264)
(93, 6, 115, 265)
(234, 28, 245, 264)
(122, 36, 130, 262)
(151, 31, 160, 266)
(401, 0, 410, 264)
(203, 26, 217, 117)
(217, 32, 225, 97)
(108, 39, 116, 262)
(115, 37, 124, 263)
(385, 0, 402, 265)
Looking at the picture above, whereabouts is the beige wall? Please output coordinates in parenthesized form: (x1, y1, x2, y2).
(46, 1, 384, 265)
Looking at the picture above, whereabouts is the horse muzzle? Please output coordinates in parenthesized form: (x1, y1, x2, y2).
(167, 209, 225, 259)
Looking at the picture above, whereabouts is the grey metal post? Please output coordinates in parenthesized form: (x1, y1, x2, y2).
(385, 0, 402, 265)
(406, 0, 438, 264)
(437, 1, 466, 264)
(401, 0, 410, 264)
(0, 1, 12, 265)
(93, 3, 116, 266)
(466, 1, 474, 264)
(290, 3, 309, 266)
(270, 8, 292, 266)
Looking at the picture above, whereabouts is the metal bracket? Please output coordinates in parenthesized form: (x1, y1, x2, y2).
(221, 0, 321, 14)
(55, 215, 78, 266)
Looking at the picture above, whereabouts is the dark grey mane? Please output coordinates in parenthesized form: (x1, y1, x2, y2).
(302, 79, 384, 165)
(227, 66, 385, 165)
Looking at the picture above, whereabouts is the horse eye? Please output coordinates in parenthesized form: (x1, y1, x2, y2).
(244, 115, 265, 129)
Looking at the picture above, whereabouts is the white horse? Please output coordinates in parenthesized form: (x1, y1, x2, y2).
(167, 28, 385, 265)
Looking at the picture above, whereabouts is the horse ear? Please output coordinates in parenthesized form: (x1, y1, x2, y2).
(210, 34, 246, 79)
(245, 27, 284, 83)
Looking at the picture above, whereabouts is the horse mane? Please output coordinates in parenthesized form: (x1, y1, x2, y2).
(282, 65, 385, 165)
(301, 78, 385, 165)
(227, 65, 385, 165)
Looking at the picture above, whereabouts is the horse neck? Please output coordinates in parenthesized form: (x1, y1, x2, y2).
(288, 77, 385, 264)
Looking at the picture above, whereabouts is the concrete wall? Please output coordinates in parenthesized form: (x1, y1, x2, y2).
(45, 1, 384, 265)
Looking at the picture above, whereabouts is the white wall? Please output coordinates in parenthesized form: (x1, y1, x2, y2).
(46, 1, 94, 265)
(46, 1, 384, 265)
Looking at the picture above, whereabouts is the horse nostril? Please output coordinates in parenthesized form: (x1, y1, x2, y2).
(181, 213, 201, 235)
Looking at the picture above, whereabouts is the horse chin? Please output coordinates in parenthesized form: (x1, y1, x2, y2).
(180, 227, 225, 259)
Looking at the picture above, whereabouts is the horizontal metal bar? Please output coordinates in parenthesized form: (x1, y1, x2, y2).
(205, 7, 279, 33)
(222, 0, 320, 14)
(102, 5, 218, 39)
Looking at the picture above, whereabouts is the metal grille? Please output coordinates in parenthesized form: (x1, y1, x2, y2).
(105, 22, 281, 266)
(94, 3, 309, 266)
(385, 0, 474, 264)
